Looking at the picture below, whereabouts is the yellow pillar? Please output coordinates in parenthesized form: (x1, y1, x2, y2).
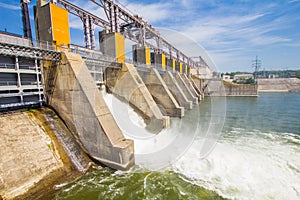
(115, 33, 125, 63)
(161, 54, 166, 70)
(145, 47, 151, 67)
(179, 62, 183, 73)
(172, 59, 175, 71)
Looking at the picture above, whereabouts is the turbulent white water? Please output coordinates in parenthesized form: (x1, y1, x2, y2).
(102, 91, 300, 199)
(174, 128, 300, 200)
(101, 91, 199, 170)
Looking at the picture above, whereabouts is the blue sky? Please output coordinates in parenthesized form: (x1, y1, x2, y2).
(0, 0, 300, 72)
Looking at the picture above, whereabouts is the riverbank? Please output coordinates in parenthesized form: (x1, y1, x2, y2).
(0, 108, 91, 199)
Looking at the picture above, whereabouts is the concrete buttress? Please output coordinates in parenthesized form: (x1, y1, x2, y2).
(182, 74, 202, 101)
(162, 71, 193, 110)
(44, 52, 134, 170)
(175, 72, 198, 104)
(137, 68, 184, 118)
(106, 63, 170, 133)
(189, 77, 204, 99)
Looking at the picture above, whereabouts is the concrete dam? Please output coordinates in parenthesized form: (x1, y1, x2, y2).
(0, 0, 209, 189)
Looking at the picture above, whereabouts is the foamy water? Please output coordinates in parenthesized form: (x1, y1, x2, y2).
(102, 91, 300, 199)
(173, 129, 300, 200)
(101, 90, 200, 170)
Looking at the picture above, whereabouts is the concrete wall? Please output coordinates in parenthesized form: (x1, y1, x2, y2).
(258, 78, 300, 92)
(194, 77, 256, 97)
(0, 32, 32, 47)
(204, 79, 226, 96)
(105, 63, 170, 132)
(43, 52, 134, 170)
(137, 68, 184, 118)
(0, 109, 90, 199)
(223, 81, 258, 96)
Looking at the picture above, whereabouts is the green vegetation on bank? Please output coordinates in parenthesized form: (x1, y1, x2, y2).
(232, 78, 255, 84)
(222, 69, 300, 79)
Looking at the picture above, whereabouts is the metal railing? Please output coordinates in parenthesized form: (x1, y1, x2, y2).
(21, 81, 42, 86)
(0, 63, 15, 69)
(0, 32, 56, 51)
(0, 81, 18, 86)
(70, 44, 117, 62)
(0, 63, 40, 71)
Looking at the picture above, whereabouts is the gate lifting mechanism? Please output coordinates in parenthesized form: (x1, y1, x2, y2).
(46, 0, 203, 68)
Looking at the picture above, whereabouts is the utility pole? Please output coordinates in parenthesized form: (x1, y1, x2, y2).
(252, 56, 261, 80)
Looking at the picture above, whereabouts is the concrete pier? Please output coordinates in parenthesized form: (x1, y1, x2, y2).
(166, 58, 176, 72)
(44, 52, 134, 170)
(106, 63, 170, 132)
(133, 44, 151, 66)
(175, 72, 198, 104)
(182, 74, 202, 101)
(137, 67, 184, 118)
(189, 77, 204, 99)
(162, 71, 193, 110)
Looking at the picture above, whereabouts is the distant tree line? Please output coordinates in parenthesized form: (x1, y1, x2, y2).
(232, 78, 255, 84)
(222, 70, 300, 79)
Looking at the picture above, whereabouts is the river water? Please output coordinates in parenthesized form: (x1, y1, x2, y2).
(47, 92, 300, 200)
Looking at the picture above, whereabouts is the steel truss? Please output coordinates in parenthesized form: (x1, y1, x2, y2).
(0, 42, 61, 61)
(54, 0, 201, 67)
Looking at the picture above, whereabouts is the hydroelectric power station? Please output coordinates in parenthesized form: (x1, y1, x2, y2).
(0, 0, 224, 198)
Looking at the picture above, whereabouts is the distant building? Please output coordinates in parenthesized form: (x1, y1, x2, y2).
(233, 74, 254, 80)
(222, 74, 231, 80)
(268, 74, 279, 79)
(288, 71, 296, 78)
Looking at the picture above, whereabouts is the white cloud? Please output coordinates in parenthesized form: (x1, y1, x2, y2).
(288, 0, 300, 3)
(250, 36, 291, 45)
(125, 2, 172, 23)
(69, 15, 83, 29)
(0, 2, 20, 10)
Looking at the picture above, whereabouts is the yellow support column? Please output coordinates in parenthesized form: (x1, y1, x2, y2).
(115, 33, 125, 63)
(179, 62, 183, 73)
(161, 54, 166, 70)
(145, 47, 151, 67)
(172, 59, 176, 71)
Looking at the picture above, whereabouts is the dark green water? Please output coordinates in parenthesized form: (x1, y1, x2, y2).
(46, 93, 300, 200)
(45, 167, 223, 200)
